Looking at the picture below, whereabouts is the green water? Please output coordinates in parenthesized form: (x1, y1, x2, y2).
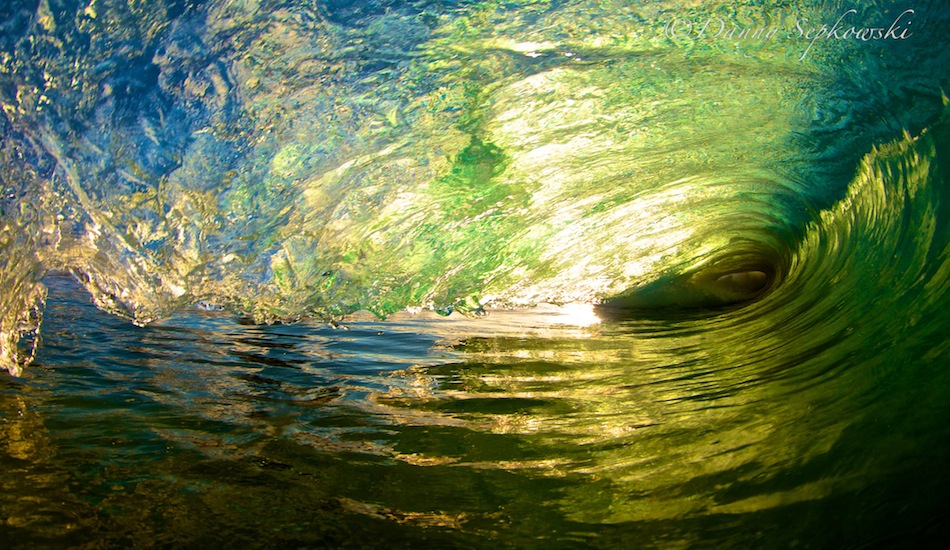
(3, 264, 948, 547)
(7, 0, 946, 343)
(2, 0, 950, 547)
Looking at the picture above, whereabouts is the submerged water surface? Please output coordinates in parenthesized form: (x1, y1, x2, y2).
(2, 260, 949, 548)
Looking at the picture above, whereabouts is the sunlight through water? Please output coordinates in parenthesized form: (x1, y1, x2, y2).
(2, 0, 950, 547)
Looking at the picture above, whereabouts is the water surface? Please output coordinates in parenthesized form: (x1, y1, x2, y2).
(2, 1, 950, 547)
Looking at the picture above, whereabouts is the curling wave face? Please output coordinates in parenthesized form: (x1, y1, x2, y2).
(1, 0, 947, 374)
(1, 1, 950, 545)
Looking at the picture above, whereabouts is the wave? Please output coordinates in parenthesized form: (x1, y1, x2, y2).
(355, 117, 950, 525)
(1, 3, 949, 542)
(1, 0, 948, 378)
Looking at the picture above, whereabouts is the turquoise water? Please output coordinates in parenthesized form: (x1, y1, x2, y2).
(3, 0, 950, 547)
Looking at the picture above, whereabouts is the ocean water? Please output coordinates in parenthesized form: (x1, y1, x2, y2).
(2, 0, 950, 547)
